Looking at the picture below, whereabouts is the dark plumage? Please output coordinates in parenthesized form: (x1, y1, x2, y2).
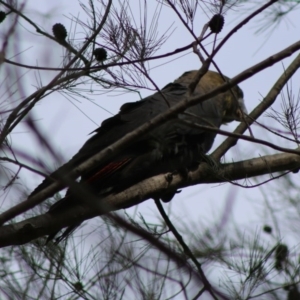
(30, 70, 246, 242)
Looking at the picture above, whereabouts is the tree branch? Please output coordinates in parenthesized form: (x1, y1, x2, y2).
(154, 199, 216, 299)
(213, 51, 300, 160)
(0, 150, 299, 248)
(0, 0, 113, 146)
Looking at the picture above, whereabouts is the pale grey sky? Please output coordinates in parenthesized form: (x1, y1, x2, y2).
(2, 1, 300, 298)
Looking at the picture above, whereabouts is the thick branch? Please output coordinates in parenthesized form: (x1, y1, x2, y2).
(0, 151, 299, 248)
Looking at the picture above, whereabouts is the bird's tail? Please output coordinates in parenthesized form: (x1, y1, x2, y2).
(46, 196, 82, 244)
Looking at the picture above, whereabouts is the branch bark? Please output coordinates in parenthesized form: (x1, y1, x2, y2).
(0, 150, 299, 248)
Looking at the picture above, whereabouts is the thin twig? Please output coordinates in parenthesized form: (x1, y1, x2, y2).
(0, 0, 90, 66)
(213, 51, 300, 160)
(0, 0, 113, 147)
(154, 199, 217, 300)
(0, 157, 49, 178)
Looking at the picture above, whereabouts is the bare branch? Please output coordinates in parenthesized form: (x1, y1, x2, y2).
(213, 50, 300, 160)
(0, 149, 299, 248)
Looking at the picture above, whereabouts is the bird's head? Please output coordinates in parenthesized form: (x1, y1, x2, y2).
(174, 70, 247, 124)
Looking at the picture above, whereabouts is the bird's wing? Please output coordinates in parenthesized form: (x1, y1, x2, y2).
(30, 82, 219, 197)
(31, 69, 245, 197)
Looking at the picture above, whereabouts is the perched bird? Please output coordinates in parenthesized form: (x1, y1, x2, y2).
(30, 70, 247, 242)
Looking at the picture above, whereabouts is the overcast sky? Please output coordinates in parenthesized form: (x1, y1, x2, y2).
(2, 1, 300, 296)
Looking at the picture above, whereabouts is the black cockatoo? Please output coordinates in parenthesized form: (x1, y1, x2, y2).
(30, 70, 247, 242)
